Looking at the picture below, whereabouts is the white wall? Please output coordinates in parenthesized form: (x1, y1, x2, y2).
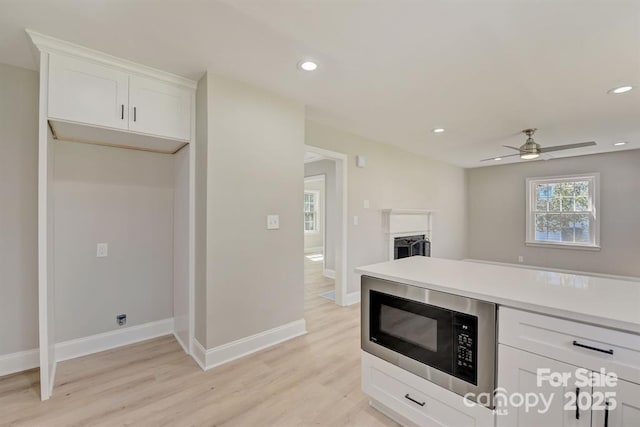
(303, 178, 324, 252)
(0, 63, 39, 356)
(305, 120, 468, 293)
(53, 141, 174, 342)
(201, 72, 305, 348)
(305, 159, 338, 271)
(467, 150, 640, 277)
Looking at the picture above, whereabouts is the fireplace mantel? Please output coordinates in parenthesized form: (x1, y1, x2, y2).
(383, 209, 434, 260)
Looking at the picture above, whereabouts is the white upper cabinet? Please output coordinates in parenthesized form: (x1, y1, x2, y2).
(45, 47, 194, 146)
(48, 54, 129, 130)
(128, 75, 191, 141)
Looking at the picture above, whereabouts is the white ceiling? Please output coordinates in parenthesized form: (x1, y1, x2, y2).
(1, 0, 639, 167)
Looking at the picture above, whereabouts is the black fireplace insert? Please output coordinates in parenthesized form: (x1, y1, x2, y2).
(394, 235, 431, 259)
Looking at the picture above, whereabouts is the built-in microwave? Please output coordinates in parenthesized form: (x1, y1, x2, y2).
(361, 275, 496, 408)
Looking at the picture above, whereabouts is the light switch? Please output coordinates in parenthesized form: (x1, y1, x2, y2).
(267, 214, 280, 230)
(97, 243, 108, 257)
(363, 199, 370, 209)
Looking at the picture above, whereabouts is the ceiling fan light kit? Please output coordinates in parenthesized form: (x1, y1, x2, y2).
(519, 128, 541, 159)
(480, 128, 597, 162)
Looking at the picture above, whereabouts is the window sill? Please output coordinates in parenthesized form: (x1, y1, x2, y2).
(525, 241, 601, 251)
(304, 231, 320, 234)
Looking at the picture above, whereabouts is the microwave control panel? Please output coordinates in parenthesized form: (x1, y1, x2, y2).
(453, 313, 478, 384)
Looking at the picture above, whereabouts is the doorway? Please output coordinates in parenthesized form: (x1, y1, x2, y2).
(303, 145, 348, 306)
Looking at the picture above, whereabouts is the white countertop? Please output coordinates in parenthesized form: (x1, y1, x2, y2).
(355, 257, 640, 334)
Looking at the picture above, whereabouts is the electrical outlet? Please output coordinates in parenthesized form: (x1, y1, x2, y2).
(363, 199, 370, 209)
(116, 314, 127, 326)
(518, 255, 524, 263)
(353, 215, 359, 226)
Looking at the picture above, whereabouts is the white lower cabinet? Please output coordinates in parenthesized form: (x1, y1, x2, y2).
(592, 376, 640, 427)
(362, 351, 494, 427)
(498, 345, 591, 427)
(497, 307, 640, 427)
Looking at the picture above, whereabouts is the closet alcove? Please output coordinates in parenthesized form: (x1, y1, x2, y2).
(28, 30, 196, 400)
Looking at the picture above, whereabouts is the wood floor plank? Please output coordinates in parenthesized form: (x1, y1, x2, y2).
(0, 254, 397, 426)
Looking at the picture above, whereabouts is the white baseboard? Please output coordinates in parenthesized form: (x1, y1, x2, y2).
(323, 268, 336, 279)
(173, 331, 189, 355)
(304, 246, 323, 254)
(0, 348, 40, 377)
(200, 319, 307, 370)
(344, 291, 361, 306)
(191, 339, 207, 370)
(55, 318, 174, 362)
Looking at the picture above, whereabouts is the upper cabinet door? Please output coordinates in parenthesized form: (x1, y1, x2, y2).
(128, 75, 191, 141)
(48, 54, 129, 130)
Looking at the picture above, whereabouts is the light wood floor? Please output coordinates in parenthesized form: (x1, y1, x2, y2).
(0, 255, 398, 427)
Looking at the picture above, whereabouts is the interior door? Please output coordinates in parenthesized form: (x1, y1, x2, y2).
(497, 345, 591, 427)
(128, 75, 191, 141)
(48, 54, 129, 130)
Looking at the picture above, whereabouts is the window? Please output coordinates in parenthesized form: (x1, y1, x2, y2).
(526, 174, 600, 249)
(304, 191, 319, 232)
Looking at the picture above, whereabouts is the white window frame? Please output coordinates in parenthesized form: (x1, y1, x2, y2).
(304, 190, 320, 233)
(525, 173, 600, 250)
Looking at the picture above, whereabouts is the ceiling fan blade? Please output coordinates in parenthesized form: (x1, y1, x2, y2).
(502, 145, 522, 152)
(479, 153, 521, 161)
(539, 141, 596, 153)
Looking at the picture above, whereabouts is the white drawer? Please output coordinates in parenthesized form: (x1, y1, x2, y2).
(499, 307, 640, 384)
(362, 352, 494, 427)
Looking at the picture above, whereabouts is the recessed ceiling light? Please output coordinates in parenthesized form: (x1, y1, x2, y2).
(298, 60, 318, 71)
(494, 157, 502, 161)
(614, 141, 627, 146)
(608, 85, 633, 94)
(432, 128, 445, 133)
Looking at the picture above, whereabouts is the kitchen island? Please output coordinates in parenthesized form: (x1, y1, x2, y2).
(356, 257, 640, 427)
(356, 256, 640, 333)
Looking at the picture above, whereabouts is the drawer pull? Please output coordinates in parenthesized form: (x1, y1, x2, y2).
(572, 340, 614, 355)
(404, 393, 426, 407)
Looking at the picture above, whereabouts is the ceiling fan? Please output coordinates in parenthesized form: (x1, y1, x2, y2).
(481, 129, 596, 161)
